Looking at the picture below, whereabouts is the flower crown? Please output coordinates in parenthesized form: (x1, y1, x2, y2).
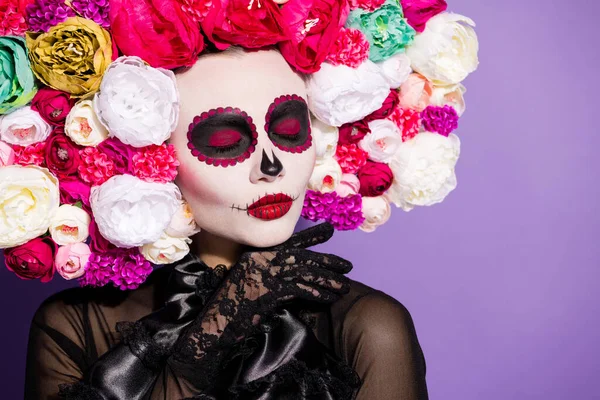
(0, 0, 479, 289)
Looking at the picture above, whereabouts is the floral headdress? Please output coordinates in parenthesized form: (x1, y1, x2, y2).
(0, 0, 479, 288)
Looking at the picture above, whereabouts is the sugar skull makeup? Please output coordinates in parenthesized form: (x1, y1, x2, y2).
(171, 48, 316, 247)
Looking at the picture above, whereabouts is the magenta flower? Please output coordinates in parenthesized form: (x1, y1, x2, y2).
(79, 251, 114, 287)
(26, 0, 75, 32)
(70, 0, 110, 28)
(420, 105, 459, 137)
(110, 248, 153, 290)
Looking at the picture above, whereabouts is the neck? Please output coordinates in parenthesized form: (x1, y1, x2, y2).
(191, 230, 244, 270)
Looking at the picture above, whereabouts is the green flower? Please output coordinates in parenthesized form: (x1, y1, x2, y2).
(0, 36, 37, 114)
(345, 0, 416, 63)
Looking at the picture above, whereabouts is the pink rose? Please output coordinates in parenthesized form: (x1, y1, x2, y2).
(279, 0, 350, 73)
(59, 176, 92, 212)
(55, 243, 91, 280)
(0, 140, 15, 166)
(31, 88, 74, 127)
(45, 129, 81, 178)
(201, 0, 288, 50)
(400, 0, 447, 33)
(4, 236, 57, 282)
(109, 0, 205, 69)
(398, 73, 433, 112)
(357, 161, 393, 197)
(365, 89, 400, 121)
(336, 173, 360, 197)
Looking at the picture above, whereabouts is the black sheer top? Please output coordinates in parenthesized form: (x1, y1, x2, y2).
(24, 256, 428, 399)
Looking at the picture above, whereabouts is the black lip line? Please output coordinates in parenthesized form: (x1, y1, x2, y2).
(230, 192, 299, 217)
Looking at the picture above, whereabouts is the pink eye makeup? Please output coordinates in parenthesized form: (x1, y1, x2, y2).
(187, 107, 258, 167)
(265, 94, 312, 153)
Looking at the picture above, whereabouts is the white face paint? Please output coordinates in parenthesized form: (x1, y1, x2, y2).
(171, 49, 316, 248)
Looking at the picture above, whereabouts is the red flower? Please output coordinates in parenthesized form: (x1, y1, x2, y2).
(279, 0, 350, 73)
(334, 143, 368, 174)
(59, 176, 92, 212)
(179, 0, 213, 23)
(110, 0, 205, 69)
(388, 106, 421, 141)
(357, 161, 393, 197)
(400, 0, 447, 33)
(0, 0, 29, 36)
(338, 119, 370, 145)
(78, 147, 115, 186)
(133, 143, 180, 183)
(45, 129, 81, 177)
(31, 88, 74, 127)
(201, 0, 288, 50)
(4, 236, 57, 282)
(326, 27, 369, 68)
(365, 89, 399, 121)
(13, 142, 46, 166)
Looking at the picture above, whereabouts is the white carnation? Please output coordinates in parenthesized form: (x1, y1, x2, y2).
(311, 117, 339, 164)
(360, 196, 392, 233)
(376, 53, 412, 89)
(307, 60, 390, 127)
(140, 232, 192, 265)
(430, 83, 467, 116)
(0, 166, 60, 248)
(90, 174, 182, 248)
(385, 132, 460, 211)
(49, 205, 91, 245)
(359, 119, 403, 164)
(0, 106, 51, 146)
(406, 13, 479, 85)
(308, 157, 343, 193)
(94, 56, 179, 148)
(65, 100, 109, 147)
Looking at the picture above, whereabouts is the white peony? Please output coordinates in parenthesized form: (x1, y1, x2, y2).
(359, 119, 403, 164)
(430, 83, 467, 116)
(90, 174, 182, 248)
(0, 106, 51, 146)
(307, 60, 390, 127)
(406, 13, 479, 85)
(311, 117, 339, 164)
(385, 132, 460, 211)
(65, 100, 109, 146)
(360, 196, 392, 233)
(0, 165, 60, 248)
(49, 204, 91, 245)
(94, 56, 179, 148)
(336, 173, 360, 197)
(166, 200, 201, 238)
(140, 232, 192, 265)
(308, 157, 343, 193)
(376, 53, 412, 89)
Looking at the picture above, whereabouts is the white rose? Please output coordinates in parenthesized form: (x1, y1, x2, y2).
(430, 83, 467, 116)
(359, 119, 403, 164)
(376, 53, 412, 89)
(406, 12, 479, 85)
(90, 174, 182, 248)
(336, 173, 360, 197)
(166, 200, 201, 238)
(94, 56, 179, 148)
(49, 204, 91, 245)
(385, 132, 460, 211)
(307, 60, 390, 127)
(140, 232, 192, 265)
(0, 165, 60, 248)
(0, 106, 51, 146)
(311, 117, 339, 164)
(65, 100, 109, 146)
(308, 157, 343, 193)
(360, 196, 392, 233)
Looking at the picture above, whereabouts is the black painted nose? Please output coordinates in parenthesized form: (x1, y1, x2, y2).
(260, 149, 283, 177)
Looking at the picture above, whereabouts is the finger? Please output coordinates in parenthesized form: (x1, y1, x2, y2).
(277, 247, 353, 274)
(280, 222, 334, 249)
(281, 282, 341, 305)
(281, 264, 351, 295)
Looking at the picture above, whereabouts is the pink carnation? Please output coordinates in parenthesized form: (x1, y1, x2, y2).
(179, 0, 213, 23)
(327, 27, 370, 68)
(79, 252, 114, 287)
(78, 147, 116, 186)
(0, 1, 28, 36)
(349, 0, 385, 12)
(13, 142, 46, 166)
(334, 143, 368, 174)
(388, 106, 421, 141)
(132, 144, 180, 184)
(329, 194, 364, 230)
(110, 248, 154, 290)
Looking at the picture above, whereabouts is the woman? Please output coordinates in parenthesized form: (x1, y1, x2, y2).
(23, 47, 428, 400)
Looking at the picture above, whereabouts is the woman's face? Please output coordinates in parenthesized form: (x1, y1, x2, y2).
(171, 49, 316, 247)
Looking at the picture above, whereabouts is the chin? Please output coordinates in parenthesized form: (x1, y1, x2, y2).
(234, 211, 300, 248)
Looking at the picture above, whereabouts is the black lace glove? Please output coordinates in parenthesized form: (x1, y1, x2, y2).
(169, 222, 353, 390)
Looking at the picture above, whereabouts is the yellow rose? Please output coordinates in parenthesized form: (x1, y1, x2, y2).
(26, 17, 112, 97)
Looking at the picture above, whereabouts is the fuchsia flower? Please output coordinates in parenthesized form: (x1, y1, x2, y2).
(421, 104, 458, 137)
(179, 0, 213, 23)
(348, 0, 385, 12)
(327, 27, 370, 68)
(79, 251, 114, 287)
(334, 143, 368, 174)
(70, 0, 110, 28)
(132, 144, 180, 183)
(4, 236, 57, 282)
(77, 147, 115, 186)
(301, 190, 364, 230)
(401, 0, 447, 33)
(0, 0, 29, 36)
(110, 248, 154, 290)
(26, 0, 75, 32)
(357, 160, 393, 197)
(13, 142, 46, 166)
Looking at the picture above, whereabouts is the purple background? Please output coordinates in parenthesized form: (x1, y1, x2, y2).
(3, 0, 599, 398)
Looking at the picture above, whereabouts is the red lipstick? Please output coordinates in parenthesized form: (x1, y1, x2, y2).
(247, 193, 293, 220)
